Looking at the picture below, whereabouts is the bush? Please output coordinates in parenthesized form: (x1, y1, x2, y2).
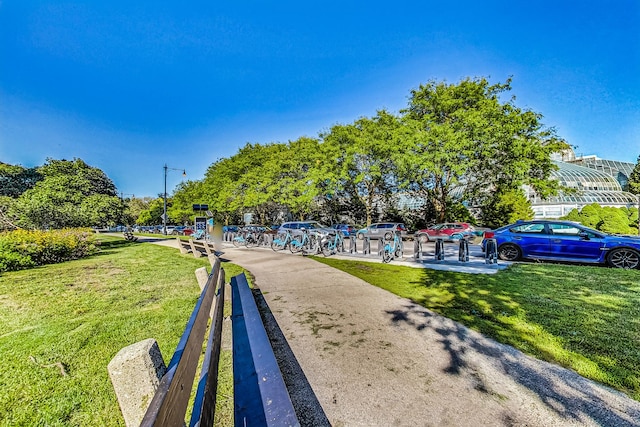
(0, 228, 97, 272)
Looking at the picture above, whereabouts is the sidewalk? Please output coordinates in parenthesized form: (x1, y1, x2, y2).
(217, 247, 640, 427)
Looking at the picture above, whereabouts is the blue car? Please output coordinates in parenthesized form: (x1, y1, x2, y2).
(482, 220, 640, 269)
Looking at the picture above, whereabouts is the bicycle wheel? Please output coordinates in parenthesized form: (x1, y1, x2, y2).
(245, 234, 258, 248)
(321, 240, 333, 257)
(382, 248, 392, 263)
(271, 236, 285, 251)
(305, 235, 320, 255)
(232, 236, 243, 248)
(290, 237, 303, 253)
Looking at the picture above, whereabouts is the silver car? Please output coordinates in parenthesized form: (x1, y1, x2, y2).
(356, 223, 407, 240)
(278, 221, 333, 237)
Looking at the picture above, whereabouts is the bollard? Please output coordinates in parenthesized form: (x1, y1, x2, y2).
(363, 237, 370, 255)
(485, 238, 498, 264)
(435, 238, 445, 261)
(348, 236, 356, 253)
(413, 239, 422, 260)
(458, 238, 469, 262)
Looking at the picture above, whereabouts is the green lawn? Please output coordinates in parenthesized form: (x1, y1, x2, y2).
(0, 240, 241, 427)
(312, 257, 640, 401)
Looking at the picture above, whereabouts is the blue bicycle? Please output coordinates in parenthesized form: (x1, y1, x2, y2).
(271, 230, 294, 251)
(290, 228, 320, 255)
(320, 230, 345, 257)
(382, 231, 403, 263)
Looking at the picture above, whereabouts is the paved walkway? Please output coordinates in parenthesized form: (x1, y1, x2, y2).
(136, 236, 640, 426)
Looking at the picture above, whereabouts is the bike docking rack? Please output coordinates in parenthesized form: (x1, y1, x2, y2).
(484, 238, 498, 264)
(221, 230, 506, 273)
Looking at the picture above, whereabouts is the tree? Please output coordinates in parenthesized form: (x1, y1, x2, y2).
(561, 204, 638, 235)
(136, 198, 165, 225)
(628, 154, 640, 195)
(170, 180, 206, 225)
(397, 77, 568, 223)
(480, 189, 534, 228)
(12, 158, 120, 229)
(321, 111, 401, 225)
(0, 163, 42, 197)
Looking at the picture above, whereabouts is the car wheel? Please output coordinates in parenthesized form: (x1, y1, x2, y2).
(417, 234, 427, 244)
(498, 243, 521, 261)
(607, 248, 640, 269)
(357, 233, 364, 240)
(383, 231, 393, 240)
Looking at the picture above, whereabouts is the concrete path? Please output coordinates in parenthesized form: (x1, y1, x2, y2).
(219, 247, 640, 427)
(132, 236, 640, 426)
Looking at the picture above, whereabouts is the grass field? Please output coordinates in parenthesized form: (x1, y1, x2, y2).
(0, 240, 241, 427)
(312, 257, 640, 401)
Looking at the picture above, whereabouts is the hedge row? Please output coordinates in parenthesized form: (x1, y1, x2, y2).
(0, 229, 97, 273)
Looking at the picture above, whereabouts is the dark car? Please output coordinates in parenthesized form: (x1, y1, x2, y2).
(482, 220, 640, 269)
(415, 222, 475, 242)
(331, 224, 357, 236)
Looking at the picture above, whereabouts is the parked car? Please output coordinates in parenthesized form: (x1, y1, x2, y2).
(356, 223, 407, 240)
(415, 222, 475, 242)
(278, 221, 333, 237)
(331, 224, 357, 236)
(222, 225, 240, 233)
(481, 220, 640, 269)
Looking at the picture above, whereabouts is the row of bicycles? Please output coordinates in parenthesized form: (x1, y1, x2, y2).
(230, 226, 404, 262)
(271, 228, 346, 256)
(231, 226, 347, 257)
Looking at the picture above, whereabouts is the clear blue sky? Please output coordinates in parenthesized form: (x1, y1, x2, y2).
(1, 1, 638, 197)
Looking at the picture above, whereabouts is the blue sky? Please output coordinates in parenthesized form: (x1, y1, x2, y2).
(1, 1, 639, 197)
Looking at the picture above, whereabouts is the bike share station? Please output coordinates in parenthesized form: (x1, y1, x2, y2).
(221, 225, 508, 274)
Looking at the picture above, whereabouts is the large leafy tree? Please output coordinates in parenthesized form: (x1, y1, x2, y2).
(0, 163, 42, 197)
(398, 77, 568, 224)
(136, 198, 165, 225)
(12, 158, 121, 229)
(321, 111, 400, 225)
(265, 137, 324, 221)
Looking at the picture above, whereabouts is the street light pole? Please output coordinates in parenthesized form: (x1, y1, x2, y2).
(163, 164, 186, 235)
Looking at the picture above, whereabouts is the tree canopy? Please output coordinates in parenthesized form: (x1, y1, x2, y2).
(5, 158, 122, 230)
(167, 77, 567, 228)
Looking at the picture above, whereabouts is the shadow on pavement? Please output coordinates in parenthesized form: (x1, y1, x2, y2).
(385, 303, 640, 427)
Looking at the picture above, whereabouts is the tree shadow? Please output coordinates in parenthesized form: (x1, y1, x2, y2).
(385, 302, 640, 426)
(252, 287, 331, 427)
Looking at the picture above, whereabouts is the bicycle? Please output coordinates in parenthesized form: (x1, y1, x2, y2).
(321, 230, 345, 257)
(290, 228, 320, 255)
(382, 230, 403, 263)
(271, 230, 294, 251)
(232, 227, 263, 248)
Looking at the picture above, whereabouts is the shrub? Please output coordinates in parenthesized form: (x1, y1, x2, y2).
(0, 228, 97, 272)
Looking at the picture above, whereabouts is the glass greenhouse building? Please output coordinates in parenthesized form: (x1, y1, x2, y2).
(527, 157, 639, 218)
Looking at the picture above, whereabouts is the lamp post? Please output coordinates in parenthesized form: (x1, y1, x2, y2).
(163, 164, 186, 235)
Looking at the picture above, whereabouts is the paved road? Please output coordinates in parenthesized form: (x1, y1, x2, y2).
(217, 246, 640, 427)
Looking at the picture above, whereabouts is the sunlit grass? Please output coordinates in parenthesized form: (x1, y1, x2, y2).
(0, 240, 241, 426)
(312, 257, 640, 401)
